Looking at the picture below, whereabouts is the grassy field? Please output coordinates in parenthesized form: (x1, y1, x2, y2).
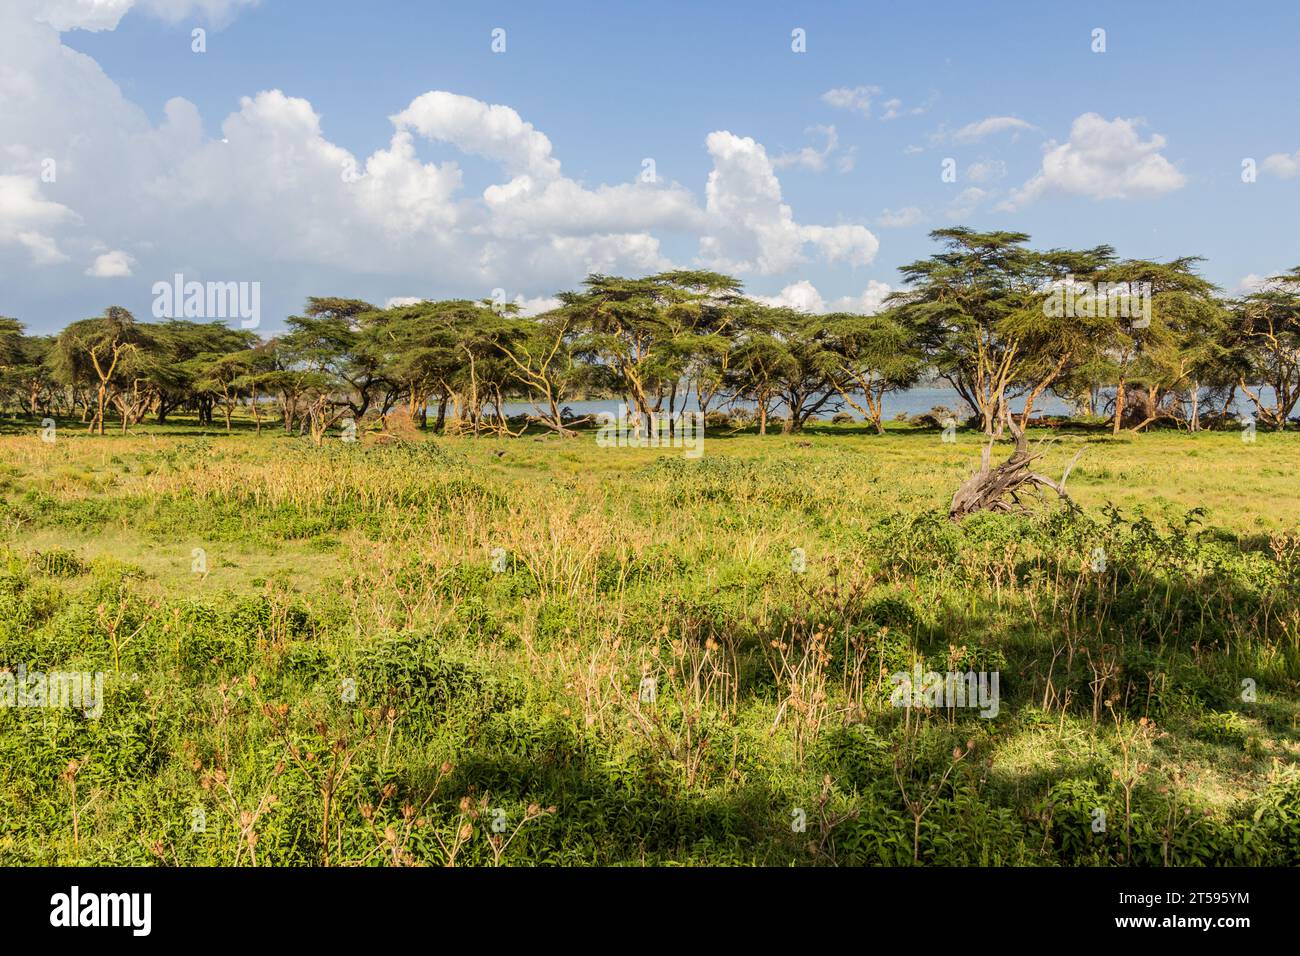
(2, 415, 1299, 866)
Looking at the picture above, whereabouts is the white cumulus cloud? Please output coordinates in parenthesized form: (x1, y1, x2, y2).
(875, 206, 923, 228)
(1261, 151, 1300, 180)
(36, 0, 258, 32)
(752, 278, 892, 314)
(821, 86, 881, 117)
(0, 175, 77, 264)
(1, 1, 880, 328)
(85, 249, 135, 277)
(951, 116, 1035, 143)
(966, 159, 1007, 183)
(771, 125, 854, 173)
(1004, 113, 1186, 208)
(700, 132, 878, 274)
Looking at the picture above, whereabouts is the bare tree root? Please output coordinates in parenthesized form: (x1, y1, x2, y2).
(948, 413, 1083, 520)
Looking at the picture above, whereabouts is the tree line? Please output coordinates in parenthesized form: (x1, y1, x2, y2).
(3, 228, 1299, 442)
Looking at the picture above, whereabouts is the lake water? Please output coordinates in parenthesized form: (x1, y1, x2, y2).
(471, 385, 1270, 424)
(496, 388, 1074, 422)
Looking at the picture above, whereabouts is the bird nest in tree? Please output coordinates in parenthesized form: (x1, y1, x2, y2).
(948, 416, 1083, 520)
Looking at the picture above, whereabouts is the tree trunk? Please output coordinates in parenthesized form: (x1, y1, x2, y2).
(949, 412, 1081, 520)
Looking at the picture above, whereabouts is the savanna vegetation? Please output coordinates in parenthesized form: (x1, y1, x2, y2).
(6, 229, 1300, 446)
(1, 229, 1298, 866)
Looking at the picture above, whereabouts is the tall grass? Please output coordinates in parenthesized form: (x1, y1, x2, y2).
(0, 424, 1297, 865)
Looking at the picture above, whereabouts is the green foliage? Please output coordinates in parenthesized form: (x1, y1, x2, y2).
(0, 420, 1297, 867)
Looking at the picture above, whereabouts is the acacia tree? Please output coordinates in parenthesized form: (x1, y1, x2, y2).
(565, 273, 735, 435)
(228, 343, 280, 433)
(109, 343, 161, 430)
(22, 250, 1272, 448)
(1092, 259, 1218, 434)
(689, 332, 732, 421)
(192, 348, 264, 432)
(364, 299, 510, 432)
(492, 309, 586, 436)
(1234, 267, 1300, 429)
(7, 332, 55, 416)
(0, 318, 34, 414)
(0, 317, 22, 371)
(51, 306, 150, 434)
(282, 298, 390, 420)
(896, 229, 1038, 434)
(299, 372, 353, 445)
(365, 302, 455, 428)
(821, 309, 923, 433)
(652, 271, 744, 429)
(144, 321, 258, 424)
(1115, 289, 1231, 432)
(896, 229, 1115, 434)
(461, 302, 523, 436)
(246, 363, 313, 434)
(726, 306, 794, 435)
(772, 313, 842, 433)
(564, 275, 665, 434)
(1001, 247, 1123, 428)
(670, 273, 745, 421)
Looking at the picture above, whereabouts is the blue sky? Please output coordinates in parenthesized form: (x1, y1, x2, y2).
(3, 0, 1299, 333)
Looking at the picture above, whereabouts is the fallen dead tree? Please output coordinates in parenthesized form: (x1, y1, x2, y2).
(948, 413, 1083, 520)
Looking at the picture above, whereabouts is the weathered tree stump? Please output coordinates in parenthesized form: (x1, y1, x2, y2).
(948, 415, 1082, 520)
